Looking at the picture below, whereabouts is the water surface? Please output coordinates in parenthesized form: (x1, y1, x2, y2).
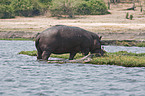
(0, 40, 145, 96)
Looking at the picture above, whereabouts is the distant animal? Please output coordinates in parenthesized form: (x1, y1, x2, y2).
(35, 25, 104, 60)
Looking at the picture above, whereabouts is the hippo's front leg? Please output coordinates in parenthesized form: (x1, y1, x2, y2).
(81, 48, 89, 56)
(42, 51, 51, 60)
(69, 52, 77, 60)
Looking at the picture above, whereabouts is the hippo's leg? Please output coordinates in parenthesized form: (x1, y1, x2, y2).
(42, 51, 51, 60)
(69, 52, 77, 60)
(81, 48, 89, 56)
(37, 50, 42, 59)
(36, 45, 42, 59)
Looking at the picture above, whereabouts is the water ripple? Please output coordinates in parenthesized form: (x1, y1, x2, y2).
(0, 40, 145, 96)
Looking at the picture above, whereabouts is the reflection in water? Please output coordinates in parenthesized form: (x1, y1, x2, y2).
(0, 40, 145, 96)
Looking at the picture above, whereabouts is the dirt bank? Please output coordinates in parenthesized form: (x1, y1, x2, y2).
(0, 3, 145, 41)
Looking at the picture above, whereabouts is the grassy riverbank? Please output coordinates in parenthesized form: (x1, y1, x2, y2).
(101, 40, 145, 47)
(19, 50, 145, 67)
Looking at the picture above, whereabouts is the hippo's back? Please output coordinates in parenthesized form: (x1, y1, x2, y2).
(36, 25, 93, 53)
(42, 25, 89, 37)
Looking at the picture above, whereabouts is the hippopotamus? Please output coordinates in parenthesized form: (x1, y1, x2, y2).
(35, 25, 104, 60)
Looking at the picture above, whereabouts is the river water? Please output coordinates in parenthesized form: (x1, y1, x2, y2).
(0, 40, 145, 96)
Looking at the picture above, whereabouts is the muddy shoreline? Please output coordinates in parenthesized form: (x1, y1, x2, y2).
(0, 31, 37, 39)
(0, 30, 144, 46)
(0, 30, 145, 40)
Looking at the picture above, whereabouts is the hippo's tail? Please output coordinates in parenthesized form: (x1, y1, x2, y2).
(35, 33, 40, 48)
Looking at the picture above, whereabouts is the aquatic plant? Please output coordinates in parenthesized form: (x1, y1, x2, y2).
(19, 50, 83, 59)
(89, 52, 145, 67)
(19, 50, 37, 56)
(19, 50, 145, 67)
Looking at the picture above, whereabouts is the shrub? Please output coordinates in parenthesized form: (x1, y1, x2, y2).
(130, 14, 133, 20)
(0, 0, 49, 18)
(38, 0, 52, 5)
(0, 0, 109, 18)
(49, 0, 110, 18)
(0, 4, 15, 19)
(37, 0, 52, 13)
(0, 0, 14, 19)
(77, 0, 109, 15)
(11, 0, 43, 17)
(0, 0, 11, 5)
(49, 0, 82, 18)
(126, 12, 129, 19)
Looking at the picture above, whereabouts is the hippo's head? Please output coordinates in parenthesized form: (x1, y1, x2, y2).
(91, 35, 104, 56)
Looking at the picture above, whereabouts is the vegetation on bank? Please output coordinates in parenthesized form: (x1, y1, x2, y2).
(49, 0, 109, 18)
(115, 41, 145, 47)
(0, 0, 109, 19)
(90, 51, 145, 67)
(0, 0, 50, 18)
(19, 50, 83, 59)
(19, 50, 145, 67)
(101, 40, 145, 47)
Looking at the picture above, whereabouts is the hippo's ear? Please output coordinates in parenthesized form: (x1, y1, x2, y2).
(99, 36, 102, 40)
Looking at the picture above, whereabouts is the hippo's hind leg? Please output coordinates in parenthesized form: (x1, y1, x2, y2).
(42, 51, 51, 60)
(37, 51, 42, 59)
(36, 47, 42, 59)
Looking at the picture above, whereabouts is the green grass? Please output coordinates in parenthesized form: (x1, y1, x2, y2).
(136, 43, 145, 47)
(19, 50, 37, 56)
(90, 52, 145, 67)
(19, 50, 83, 59)
(19, 50, 145, 67)
(115, 41, 145, 47)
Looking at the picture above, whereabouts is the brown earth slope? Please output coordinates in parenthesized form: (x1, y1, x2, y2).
(0, 3, 145, 41)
